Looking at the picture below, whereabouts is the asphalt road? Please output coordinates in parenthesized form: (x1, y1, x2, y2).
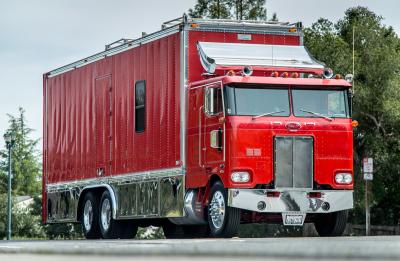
(0, 236, 400, 260)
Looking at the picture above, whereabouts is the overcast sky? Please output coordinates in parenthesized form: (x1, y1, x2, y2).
(0, 0, 399, 149)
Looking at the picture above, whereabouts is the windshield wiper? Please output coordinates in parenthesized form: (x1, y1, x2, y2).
(252, 110, 286, 120)
(300, 109, 333, 121)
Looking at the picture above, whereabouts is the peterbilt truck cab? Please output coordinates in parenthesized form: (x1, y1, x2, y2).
(186, 41, 354, 237)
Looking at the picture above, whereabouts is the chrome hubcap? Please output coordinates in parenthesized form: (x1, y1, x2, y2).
(101, 198, 111, 231)
(83, 200, 93, 232)
(209, 191, 225, 229)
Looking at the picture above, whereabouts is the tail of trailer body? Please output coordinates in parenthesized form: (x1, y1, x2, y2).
(43, 16, 353, 238)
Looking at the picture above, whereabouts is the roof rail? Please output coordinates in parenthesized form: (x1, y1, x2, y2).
(105, 38, 134, 51)
(189, 18, 291, 26)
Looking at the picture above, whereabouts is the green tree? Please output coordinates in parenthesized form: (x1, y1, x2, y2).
(305, 6, 400, 225)
(0, 107, 41, 196)
(189, 0, 231, 19)
(189, 0, 267, 20)
(235, 0, 266, 20)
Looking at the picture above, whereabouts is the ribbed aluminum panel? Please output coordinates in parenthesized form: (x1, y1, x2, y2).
(274, 136, 313, 189)
(197, 42, 325, 73)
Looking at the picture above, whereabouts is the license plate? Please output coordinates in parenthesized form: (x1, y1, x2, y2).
(282, 212, 306, 226)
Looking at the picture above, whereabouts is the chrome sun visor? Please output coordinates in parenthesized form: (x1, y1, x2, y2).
(197, 41, 325, 73)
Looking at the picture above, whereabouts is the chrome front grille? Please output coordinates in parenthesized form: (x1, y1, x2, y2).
(274, 136, 313, 189)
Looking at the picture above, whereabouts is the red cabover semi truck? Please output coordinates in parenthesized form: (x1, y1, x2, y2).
(43, 16, 355, 239)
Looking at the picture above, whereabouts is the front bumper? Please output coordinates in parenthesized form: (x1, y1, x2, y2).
(228, 189, 353, 213)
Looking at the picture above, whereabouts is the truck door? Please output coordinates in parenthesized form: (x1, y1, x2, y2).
(95, 75, 112, 177)
(201, 82, 225, 169)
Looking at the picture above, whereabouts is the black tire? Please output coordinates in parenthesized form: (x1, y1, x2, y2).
(163, 221, 209, 239)
(80, 192, 101, 239)
(99, 190, 138, 239)
(207, 181, 240, 238)
(314, 210, 348, 237)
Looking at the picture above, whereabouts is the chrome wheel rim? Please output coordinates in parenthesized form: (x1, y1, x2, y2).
(209, 191, 225, 230)
(101, 198, 111, 231)
(83, 200, 93, 232)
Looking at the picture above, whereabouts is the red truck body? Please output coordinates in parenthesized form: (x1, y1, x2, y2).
(43, 17, 353, 238)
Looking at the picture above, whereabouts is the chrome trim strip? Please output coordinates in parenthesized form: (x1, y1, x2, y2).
(46, 167, 182, 192)
(228, 189, 353, 213)
(180, 19, 188, 169)
(198, 106, 203, 168)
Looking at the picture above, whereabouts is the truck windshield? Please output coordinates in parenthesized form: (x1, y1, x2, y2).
(224, 85, 290, 116)
(292, 89, 350, 118)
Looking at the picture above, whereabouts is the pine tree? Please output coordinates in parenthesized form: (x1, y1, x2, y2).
(189, 0, 231, 19)
(0, 107, 41, 196)
(189, 0, 267, 20)
(235, 0, 267, 20)
(270, 12, 278, 21)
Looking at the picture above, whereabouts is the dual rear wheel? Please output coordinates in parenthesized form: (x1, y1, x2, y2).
(80, 190, 138, 239)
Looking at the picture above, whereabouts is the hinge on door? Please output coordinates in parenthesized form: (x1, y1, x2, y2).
(109, 111, 112, 116)
(109, 136, 112, 141)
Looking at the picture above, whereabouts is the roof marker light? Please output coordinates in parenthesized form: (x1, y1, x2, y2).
(271, 71, 279, 77)
(291, 72, 299, 78)
(226, 70, 236, 76)
(281, 72, 289, 78)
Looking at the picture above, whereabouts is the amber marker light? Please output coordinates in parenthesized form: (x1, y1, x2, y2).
(334, 74, 343, 79)
(271, 71, 279, 77)
(190, 23, 200, 28)
(281, 72, 289, 78)
(352, 120, 359, 128)
(291, 72, 299, 78)
(288, 28, 297, 33)
(226, 70, 236, 76)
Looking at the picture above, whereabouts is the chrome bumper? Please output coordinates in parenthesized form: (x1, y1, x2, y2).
(227, 189, 353, 213)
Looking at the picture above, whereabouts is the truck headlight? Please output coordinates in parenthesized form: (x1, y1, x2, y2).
(231, 171, 250, 183)
(335, 173, 353, 184)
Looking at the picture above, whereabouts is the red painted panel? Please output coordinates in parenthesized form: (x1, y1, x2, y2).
(44, 33, 181, 190)
(95, 76, 112, 176)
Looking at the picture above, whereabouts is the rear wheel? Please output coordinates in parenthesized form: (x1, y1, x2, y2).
(99, 190, 138, 239)
(80, 192, 101, 239)
(314, 210, 348, 237)
(207, 181, 240, 238)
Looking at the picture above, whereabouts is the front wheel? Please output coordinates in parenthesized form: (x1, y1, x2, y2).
(314, 210, 348, 237)
(207, 181, 240, 238)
